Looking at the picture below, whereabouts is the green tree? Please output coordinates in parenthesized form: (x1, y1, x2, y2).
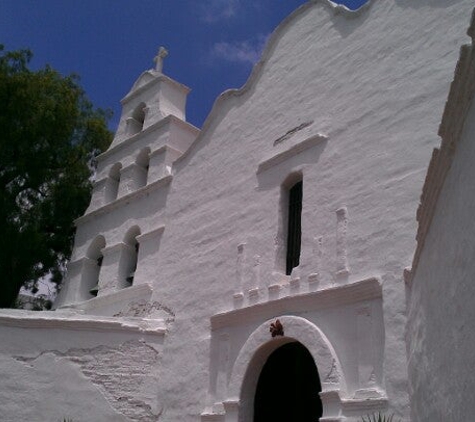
(0, 45, 113, 308)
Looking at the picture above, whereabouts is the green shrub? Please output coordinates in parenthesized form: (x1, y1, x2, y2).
(361, 412, 400, 422)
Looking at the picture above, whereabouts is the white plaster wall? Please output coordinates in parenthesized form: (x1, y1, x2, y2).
(208, 290, 386, 409)
(0, 311, 165, 422)
(406, 86, 475, 421)
(2, 1, 474, 421)
(144, 1, 474, 420)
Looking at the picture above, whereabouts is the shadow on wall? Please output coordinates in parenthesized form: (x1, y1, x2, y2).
(256, 139, 328, 191)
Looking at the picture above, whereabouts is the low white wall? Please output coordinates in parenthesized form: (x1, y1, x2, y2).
(0, 310, 166, 422)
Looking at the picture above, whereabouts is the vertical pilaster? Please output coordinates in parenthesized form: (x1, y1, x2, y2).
(86, 178, 107, 213)
(149, 146, 181, 183)
(248, 254, 261, 305)
(118, 163, 148, 197)
(308, 235, 323, 291)
(126, 117, 142, 136)
(335, 207, 349, 284)
(223, 400, 239, 422)
(135, 226, 165, 285)
(104, 174, 120, 204)
(233, 243, 246, 308)
(117, 243, 137, 289)
(216, 334, 230, 402)
(54, 258, 84, 306)
(97, 243, 123, 296)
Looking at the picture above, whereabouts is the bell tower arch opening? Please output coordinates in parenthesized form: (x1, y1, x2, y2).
(253, 341, 322, 422)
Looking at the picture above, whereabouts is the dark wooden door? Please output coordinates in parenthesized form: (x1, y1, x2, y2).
(254, 342, 322, 422)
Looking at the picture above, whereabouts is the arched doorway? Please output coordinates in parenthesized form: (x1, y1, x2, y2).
(253, 342, 322, 422)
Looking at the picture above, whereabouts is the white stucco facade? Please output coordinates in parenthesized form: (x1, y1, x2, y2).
(406, 11, 475, 422)
(1, 2, 474, 421)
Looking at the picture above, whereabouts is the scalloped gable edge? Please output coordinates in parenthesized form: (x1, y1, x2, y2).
(174, 0, 372, 168)
(327, 0, 372, 14)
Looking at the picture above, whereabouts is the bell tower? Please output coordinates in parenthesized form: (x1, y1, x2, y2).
(112, 46, 191, 146)
(55, 48, 200, 314)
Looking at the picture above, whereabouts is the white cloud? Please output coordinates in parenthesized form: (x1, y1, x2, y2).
(211, 34, 269, 65)
(200, 0, 239, 23)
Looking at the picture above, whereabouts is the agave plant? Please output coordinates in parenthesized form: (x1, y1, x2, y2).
(361, 412, 400, 422)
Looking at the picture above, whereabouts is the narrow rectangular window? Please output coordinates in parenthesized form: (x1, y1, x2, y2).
(286, 180, 302, 275)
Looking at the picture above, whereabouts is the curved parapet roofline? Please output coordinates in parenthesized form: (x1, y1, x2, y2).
(175, 0, 372, 167)
(327, 0, 372, 13)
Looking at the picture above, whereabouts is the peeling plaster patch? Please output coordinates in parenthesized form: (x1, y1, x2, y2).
(114, 300, 175, 320)
(15, 340, 161, 422)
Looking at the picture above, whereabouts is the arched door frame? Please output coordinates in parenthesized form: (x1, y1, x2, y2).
(223, 315, 346, 422)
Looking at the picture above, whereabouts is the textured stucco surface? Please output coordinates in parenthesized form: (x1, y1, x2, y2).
(0, 314, 164, 422)
(1, 1, 474, 421)
(407, 79, 475, 422)
(147, 2, 473, 420)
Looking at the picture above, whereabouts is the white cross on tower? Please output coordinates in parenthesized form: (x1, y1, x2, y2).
(154, 46, 169, 73)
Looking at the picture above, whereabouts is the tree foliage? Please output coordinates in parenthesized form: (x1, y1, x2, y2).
(0, 45, 113, 308)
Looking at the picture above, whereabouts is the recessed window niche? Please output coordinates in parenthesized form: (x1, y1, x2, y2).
(275, 172, 303, 276)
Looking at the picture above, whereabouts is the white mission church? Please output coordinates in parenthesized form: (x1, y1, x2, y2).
(1, 1, 475, 421)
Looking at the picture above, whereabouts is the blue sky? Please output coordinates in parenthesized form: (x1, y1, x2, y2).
(1, 0, 368, 130)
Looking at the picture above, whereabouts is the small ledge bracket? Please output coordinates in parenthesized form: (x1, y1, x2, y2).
(257, 133, 328, 174)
